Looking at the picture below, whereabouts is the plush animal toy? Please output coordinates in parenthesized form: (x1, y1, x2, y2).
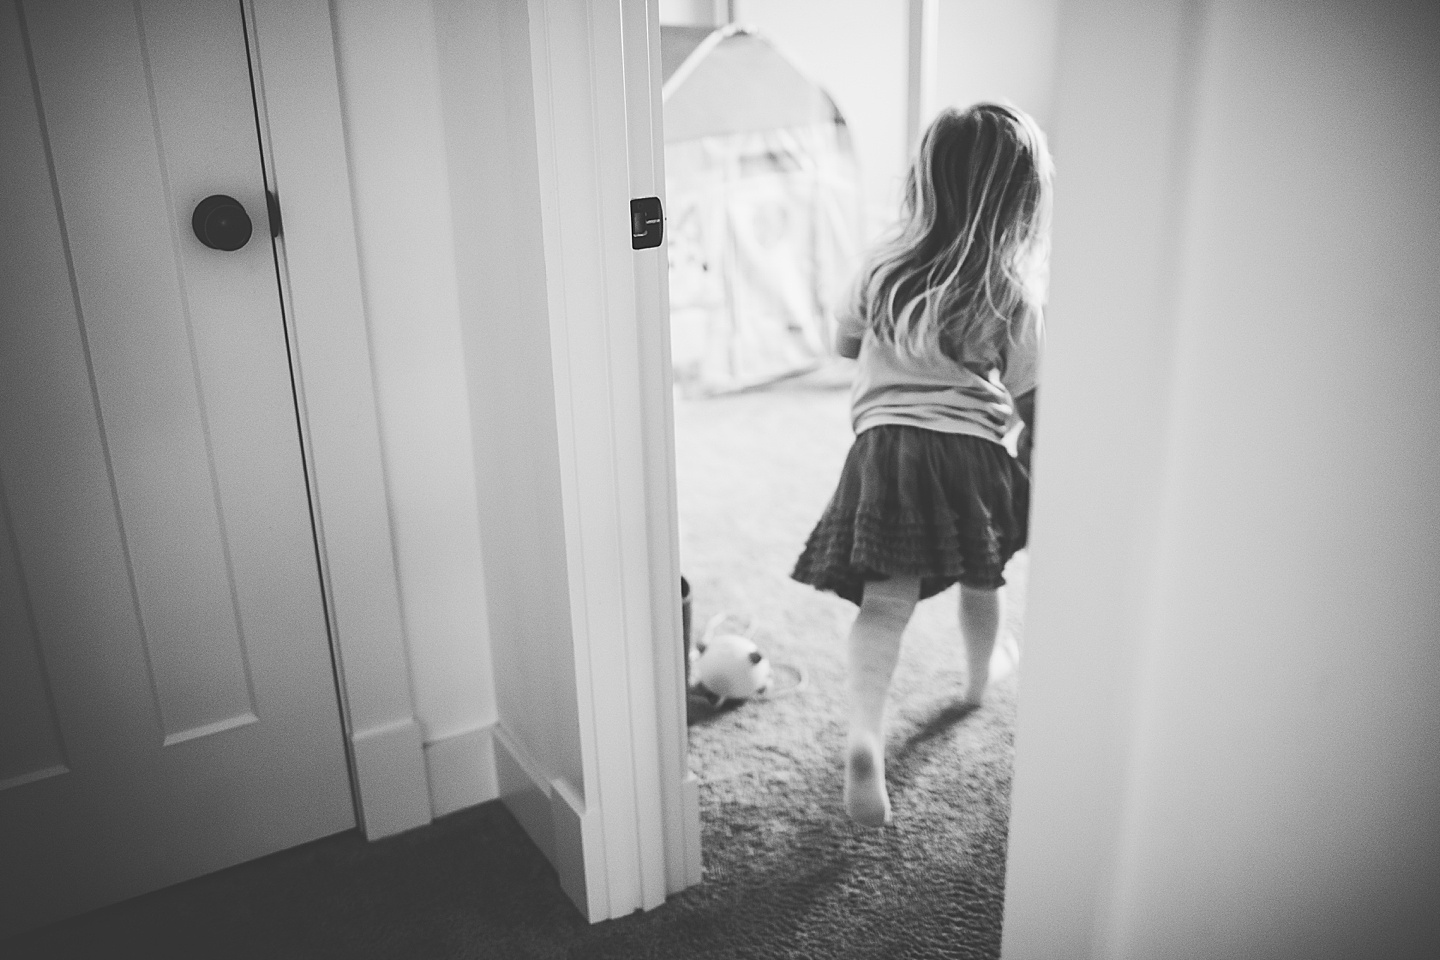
(690, 615, 771, 707)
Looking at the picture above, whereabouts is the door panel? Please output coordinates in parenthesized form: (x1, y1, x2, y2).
(28, 0, 259, 743)
(0, 494, 67, 791)
(0, 0, 354, 934)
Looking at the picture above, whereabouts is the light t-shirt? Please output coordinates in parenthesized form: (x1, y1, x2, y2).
(838, 300, 1042, 446)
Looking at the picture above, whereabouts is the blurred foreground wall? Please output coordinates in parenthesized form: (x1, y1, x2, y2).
(1004, 1, 1440, 957)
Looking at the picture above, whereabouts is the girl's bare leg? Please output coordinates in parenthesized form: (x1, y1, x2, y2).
(845, 574, 921, 826)
(959, 584, 1002, 706)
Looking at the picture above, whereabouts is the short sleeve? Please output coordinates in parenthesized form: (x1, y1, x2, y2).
(1001, 312, 1044, 397)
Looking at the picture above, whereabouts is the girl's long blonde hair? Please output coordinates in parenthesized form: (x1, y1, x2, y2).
(857, 103, 1054, 366)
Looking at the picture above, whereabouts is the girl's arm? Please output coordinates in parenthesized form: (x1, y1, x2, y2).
(1014, 388, 1037, 473)
(1014, 388, 1036, 434)
(1004, 315, 1042, 471)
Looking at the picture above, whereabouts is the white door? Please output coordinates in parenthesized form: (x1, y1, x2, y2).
(0, 0, 354, 934)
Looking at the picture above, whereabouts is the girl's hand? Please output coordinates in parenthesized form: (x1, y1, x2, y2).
(1014, 389, 1037, 472)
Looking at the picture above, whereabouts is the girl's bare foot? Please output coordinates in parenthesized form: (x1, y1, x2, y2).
(844, 734, 891, 826)
(959, 671, 988, 710)
(958, 585, 1001, 709)
(988, 630, 1020, 683)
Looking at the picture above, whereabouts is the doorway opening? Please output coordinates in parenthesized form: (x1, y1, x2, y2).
(658, 1, 1058, 950)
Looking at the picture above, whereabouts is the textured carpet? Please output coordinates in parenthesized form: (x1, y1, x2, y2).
(665, 375, 1026, 960)
(4, 376, 1024, 960)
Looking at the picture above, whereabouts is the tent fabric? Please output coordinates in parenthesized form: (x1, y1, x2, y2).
(660, 25, 710, 87)
(662, 26, 863, 395)
(663, 30, 840, 144)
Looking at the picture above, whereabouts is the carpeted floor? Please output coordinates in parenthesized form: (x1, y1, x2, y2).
(4, 375, 1024, 960)
(668, 373, 1026, 960)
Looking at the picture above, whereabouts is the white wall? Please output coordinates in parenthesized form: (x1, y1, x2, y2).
(714, 2, 1061, 239)
(999, 1, 1196, 951)
(325, 0, 641, 912)
(730, 0, 911, 239)
(659, 0, 723, 26)
(1003, 1, 1440, 957)
(933, 0, 1060, 129)
(431, 0, 586, 805)
(327, 0, 499, 817)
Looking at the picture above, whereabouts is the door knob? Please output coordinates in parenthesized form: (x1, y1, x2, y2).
(192, 195, 253, 251)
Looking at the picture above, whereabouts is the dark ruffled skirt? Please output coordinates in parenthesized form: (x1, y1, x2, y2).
(791, 425, 1029, 604)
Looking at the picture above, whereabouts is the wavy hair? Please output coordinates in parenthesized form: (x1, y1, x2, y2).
(857, 103, 1054, 365)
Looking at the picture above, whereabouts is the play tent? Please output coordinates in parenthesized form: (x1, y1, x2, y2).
(661, 24, 863, 394)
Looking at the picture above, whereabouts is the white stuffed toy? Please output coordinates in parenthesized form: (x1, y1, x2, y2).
(690, 614, 771, 707)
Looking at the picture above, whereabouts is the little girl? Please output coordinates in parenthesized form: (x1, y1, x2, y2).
(791, 103, 1053, 826)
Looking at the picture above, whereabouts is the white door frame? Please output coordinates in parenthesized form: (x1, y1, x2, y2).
(524, 0, 701, 915)
(245, 0, 700, 912)
(620, 0, 705, 899)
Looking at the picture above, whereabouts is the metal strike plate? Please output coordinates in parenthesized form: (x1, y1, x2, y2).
(630, 196, 663, 249)
(266, 190, 283, 238)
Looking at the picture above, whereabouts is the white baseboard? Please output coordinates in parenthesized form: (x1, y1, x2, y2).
(423, 723, 499, 818)
(492, 724, 555, 863)
(550, 777, 600, 920)
(492, 724, 601, 920)
(680, 771, 703, 889)
(350, 717, 432, 839)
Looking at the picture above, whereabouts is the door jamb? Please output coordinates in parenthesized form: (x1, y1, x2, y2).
(619, 0, 704, 896)
(524, 0, 701, 917)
